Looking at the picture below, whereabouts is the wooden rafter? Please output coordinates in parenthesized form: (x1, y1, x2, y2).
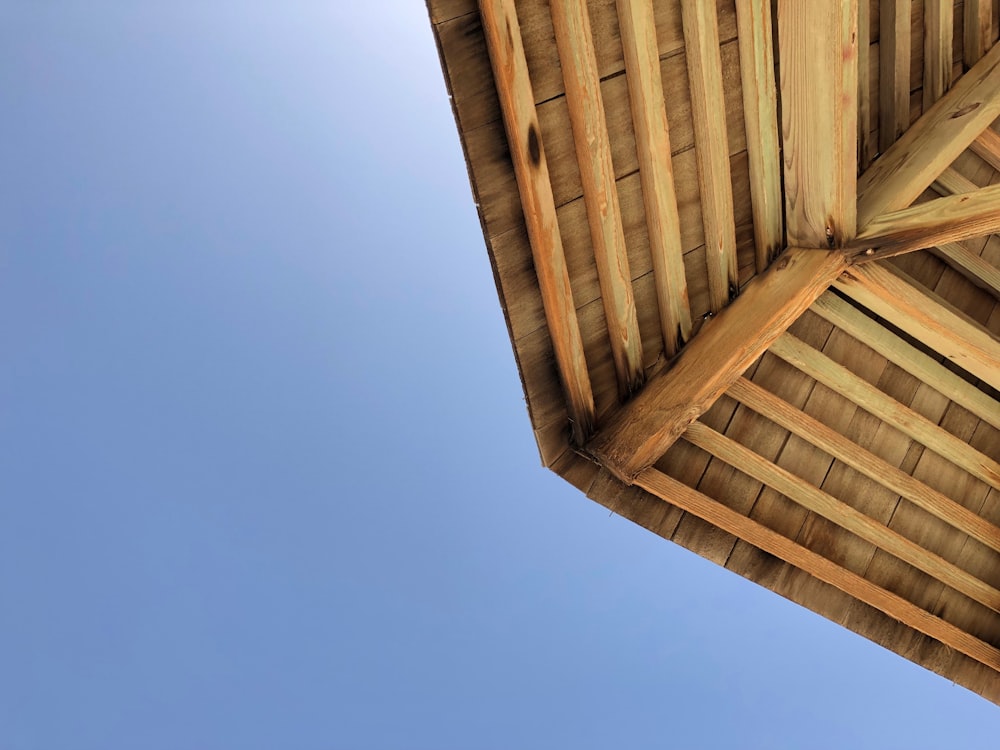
(769, 333, 1000, 490)
(970, 126, 1000, 172)
(551, 0, 644, 398)
(728, 377, 1000, 554)
(479, 0, 595, 442)
(635, 469, 1000, 673)
(850, 183, 1000, 260)
(879, 0, 911, 152)
(680, 0, 737, 311)
(735, 0, 783, 271)
(585, 248, 848, 484)
(833, 263, 1000, 393)
(778, 0, 858, 247)
(616, 0, 692, 357)
(684, 421, 1000, 614)
(857, 41, 1000, 228)
(931, 243, 1000, 300)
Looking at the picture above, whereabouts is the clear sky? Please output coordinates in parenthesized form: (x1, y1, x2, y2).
(1, 2, 998, 748)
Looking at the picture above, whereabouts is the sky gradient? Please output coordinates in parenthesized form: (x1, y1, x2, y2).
(1, 2, 998, 747)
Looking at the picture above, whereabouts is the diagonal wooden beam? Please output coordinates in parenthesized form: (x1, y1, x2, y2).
(616, 0, 692, 357)
(735, 0, 784, 272)
(778, 0, 858, 247)
(833, 263, 1000, 393)
(848, 183, 1000, 261)
(551, 0, 644, 398)
(684, 420, 1000, 614)
(585, 248, 848, 484)
(479, 0, 595, 442)
(635, 468, 1000, 673)
(857, 41, 1000, 228)
(970, 126, 1000, 171)
(931, 242, 1000, 300)
(680, 0, 738, 312)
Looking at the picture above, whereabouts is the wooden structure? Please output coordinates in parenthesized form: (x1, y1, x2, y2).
(428, 0, 1000, 702)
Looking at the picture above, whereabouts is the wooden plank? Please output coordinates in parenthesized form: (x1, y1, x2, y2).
(931, 242, 1000, 300)
(858, 0, 872, 171)
(970, 126, 1000, 172)
(681, 0, 738, 311)
(965, 0, 993, 68)
(810, 292, 1000, 431)
(684, 420, 1000, 614)
(585, 248, 848, 483)
(923, 0, 954, 109)
(635, 468, 1000, 673)
(931, 166, 979, 195)
(735, 0, 783, 272)
(616, 0, 692, 357)
(769, 333, 1000, 490)
(778, 0, 858, 247)
(551, 0, 644, 397)
(479, 0, 595, 442)
(728, 377, 1000, 553)
(850, 183, 1000, 261)
(880, 0, 911, 152)
(856, 40, 1000, 228)
(834, 262, 1000, 392)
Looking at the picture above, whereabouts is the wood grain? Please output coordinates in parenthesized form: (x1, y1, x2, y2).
(923, 0, 953, 109)
(880, 0, 911, 152)
(964, 0, 993, 68)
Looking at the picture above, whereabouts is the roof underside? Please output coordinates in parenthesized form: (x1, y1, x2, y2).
(429, 0, 1000, 703)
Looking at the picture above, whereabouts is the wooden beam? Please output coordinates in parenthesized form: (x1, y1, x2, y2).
(680, 0, 738, 311)
(857, 41, 1000, 228)
(849, 183, 1000, 261)
(833, 263, 1000, 393)
(728, 377, 1000, 554)
(858, 0, 872, 170)
(616, 0, 692, 356)
(964, 0, 993, 68)
(778, 0, 858, 247)
(551, 0, 644, 398)
(923, 0, 954, 110)
(685, 421, 1000, 614)
(479, 0, 595, 442)
(931, 242, 1000, 300)
(635, 468, 1000, 673)
(769, 333, 1000, 490)
(810, 292, 1000, 431)
(970, 126, 1000, 172)
(931, 167, 979, 196)
(880, 0, 911, 152)
(735, 0, 783, 272)
(585, 248, 848, 483)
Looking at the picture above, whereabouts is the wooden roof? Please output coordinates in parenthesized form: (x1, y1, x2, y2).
(428, 0, 1000, 702)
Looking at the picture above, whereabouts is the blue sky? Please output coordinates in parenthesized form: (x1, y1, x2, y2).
(1, 2, 998, 747)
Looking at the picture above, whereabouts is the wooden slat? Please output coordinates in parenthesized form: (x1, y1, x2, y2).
(965, 0, 993, 68)
(850, 183, 1000, 260)
(834, 262, 1000, 392)
(585, 248, 848, 483)
(551, 0, 644, 398)
(684, 420, 1000, 614)
(769, 333, 1000, 490)
(923, 0, 954, 109)
(680, 0, 738, 311)
(856, 41, 1000, 228)
(931, 242, 1000, 300)
(635, 468, 1000, 673)
(858, 0, 872, 171)
(735, 0, 783, 272)
(778, 0, 858, 247)
(728, 377, 1000, 554)
(810, 292, 1000, 431)
(479, 0, 595, 442)
(616, 0, 692, 357)
(880, 0, 911, 152)
(932, 167, 979, 195)
(970, 126, 1000, 172)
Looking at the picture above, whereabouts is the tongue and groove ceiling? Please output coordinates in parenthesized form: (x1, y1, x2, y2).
(428, 0, 1000, 703)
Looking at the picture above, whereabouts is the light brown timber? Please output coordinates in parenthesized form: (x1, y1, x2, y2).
(923, 0, 954, 109)
(680, 0, 738, 311)
(769, 333, 1000, 490)
(635, 468, 1000, 673)
(858, 0, 872, 170)
(856, 41, 1000, 228)
(778, 0, 858, 247)
(479, 0, 595, 442)
(735, 0, 783, 271)
(615, 0, 692, 356)
(833, 262, 1000, 392)
(965, 0, 994, 68)
(551, 0, 644, 397)
(931, 242, 1000, 300)
(970, 127, 1000, 172)
(585, 248, 848, 483)
(880, 0, 911, 152)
